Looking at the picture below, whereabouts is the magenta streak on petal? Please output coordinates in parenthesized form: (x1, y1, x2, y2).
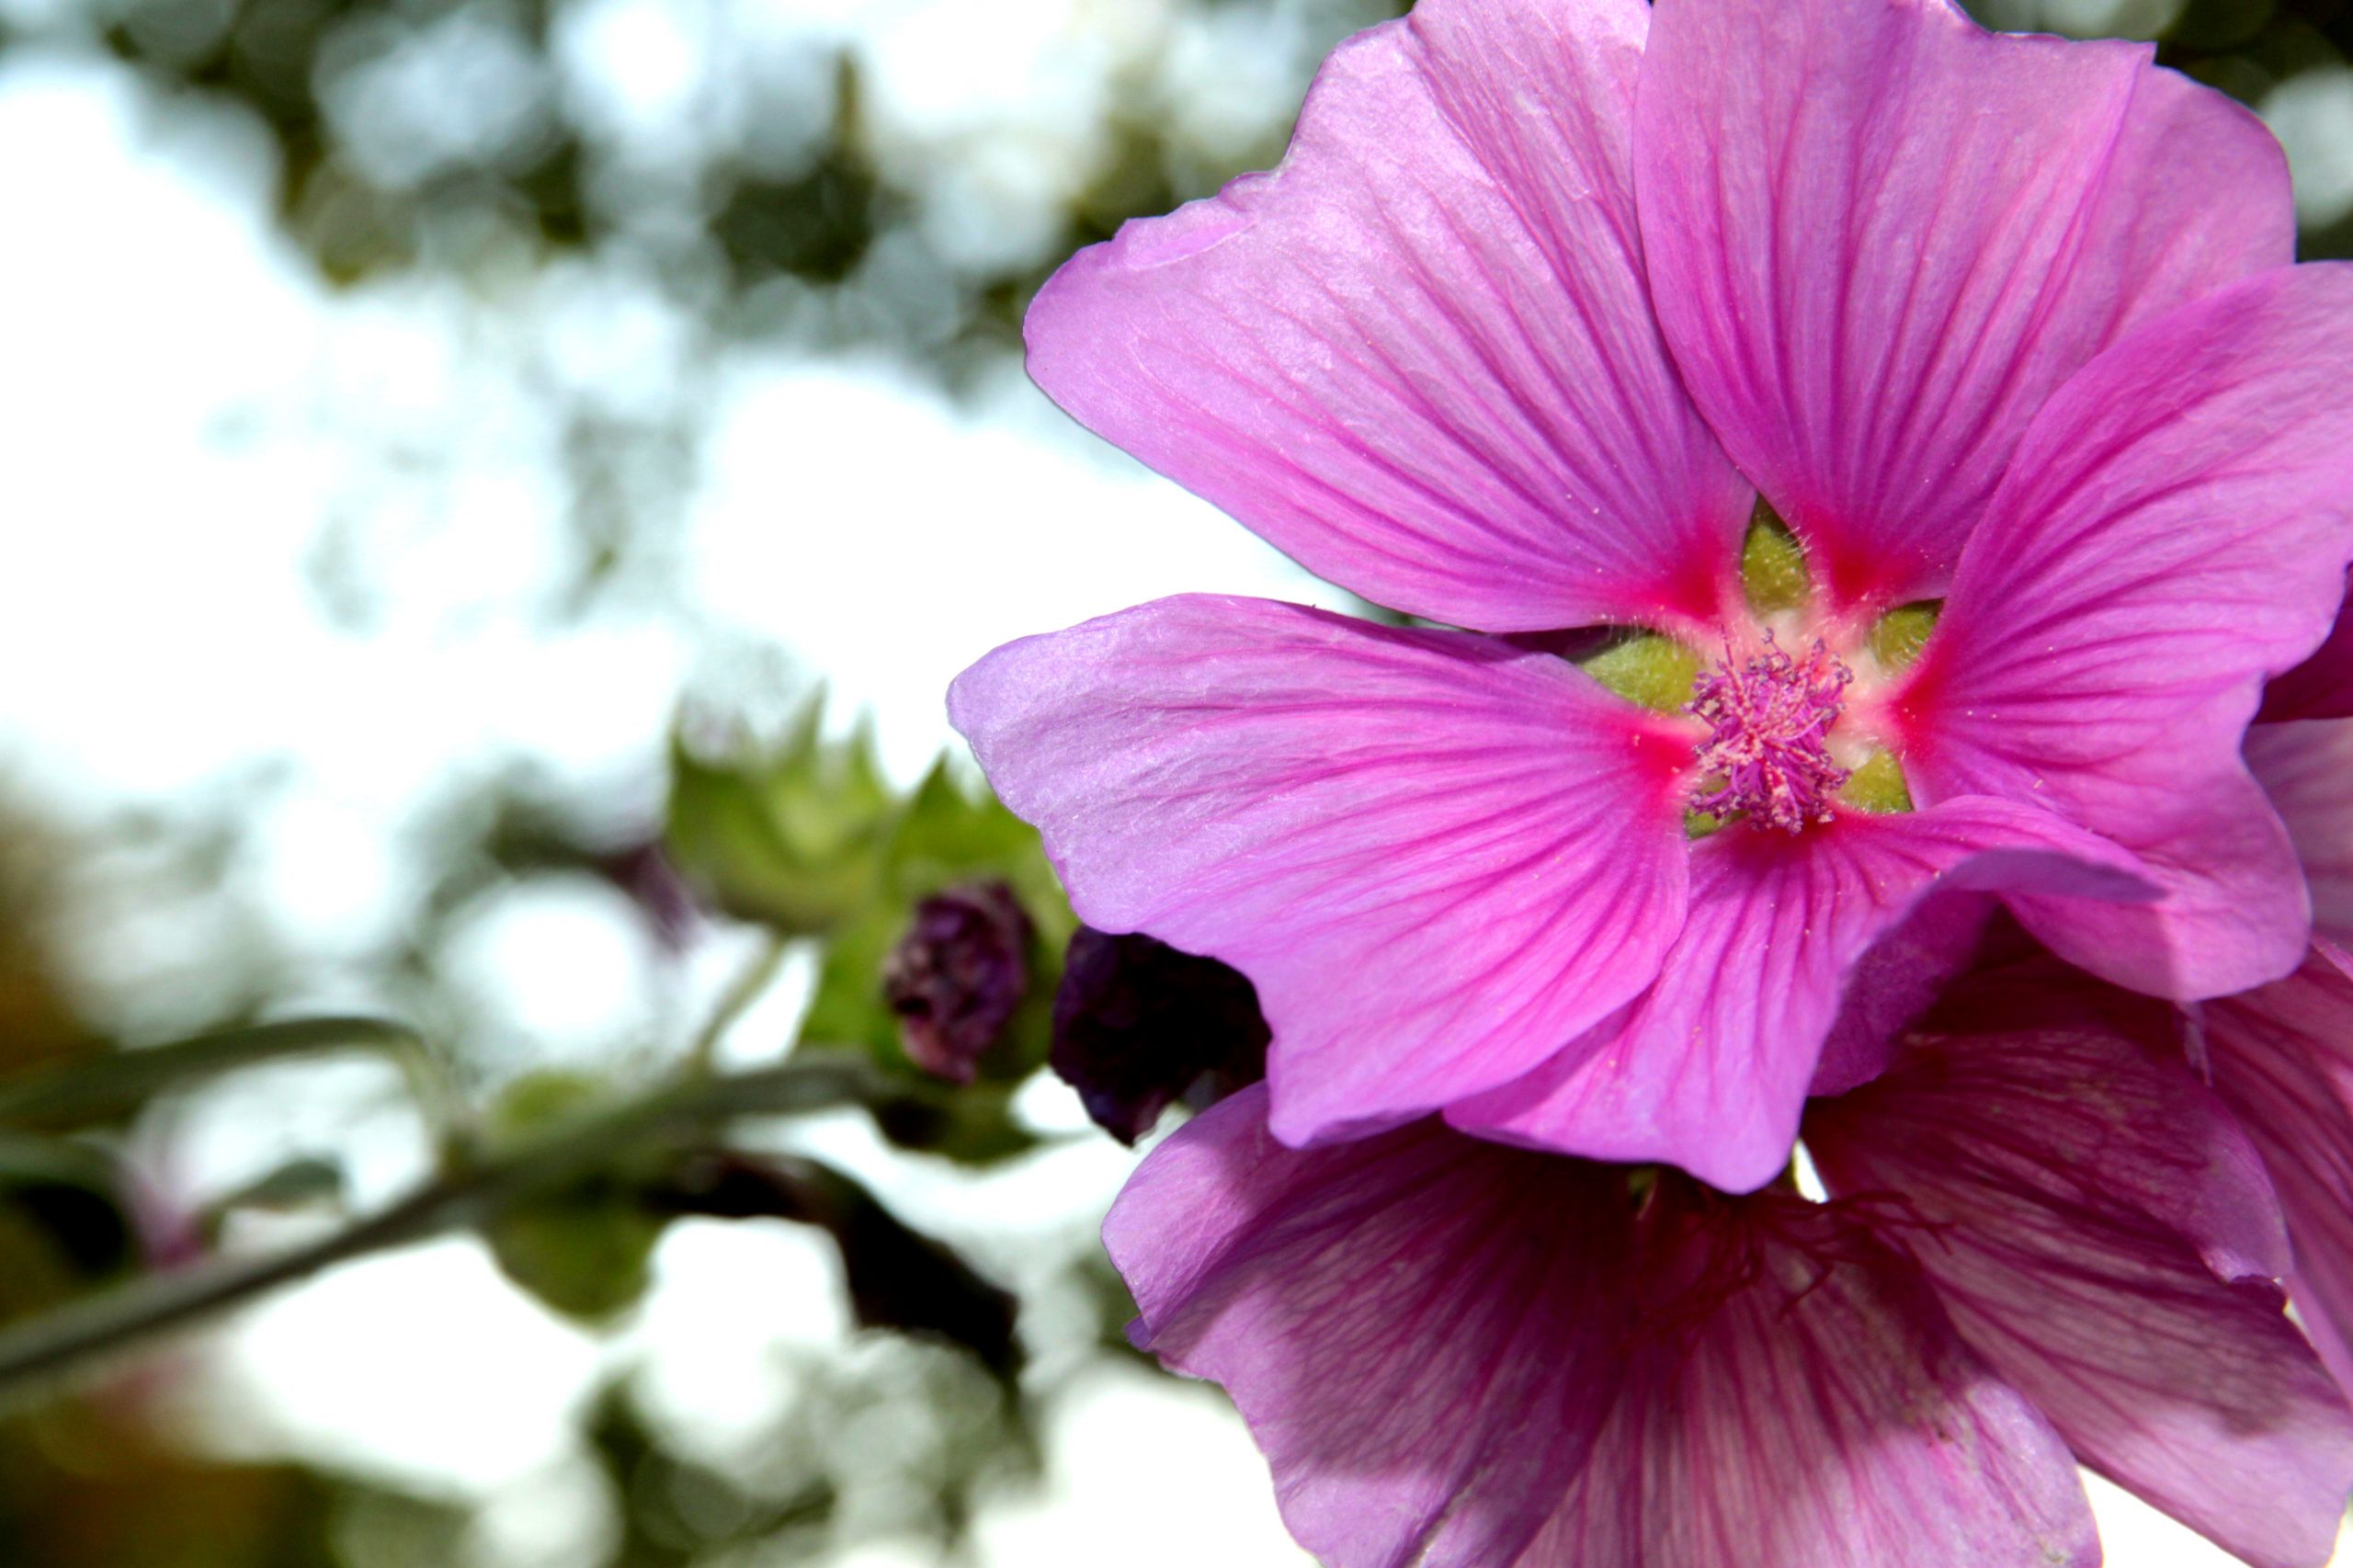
(1688, 632, 1852, 833)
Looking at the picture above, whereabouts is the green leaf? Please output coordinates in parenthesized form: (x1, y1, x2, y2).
(799, 903, 905, 1064)
(885, 761, 1074, 954)
(664, 702, 897, 937)
(210, 1156, 347, 1217)
(487, 1199, 665, 1324)
(0, 1132, 119, 1194)
(482, 1072, 672, 1324)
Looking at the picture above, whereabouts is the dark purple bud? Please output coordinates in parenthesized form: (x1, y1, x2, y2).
(882, 881, 1033, 1084)
(1051, 927, 1269, 1144)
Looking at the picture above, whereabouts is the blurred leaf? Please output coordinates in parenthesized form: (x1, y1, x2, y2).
(583, 1381, 837, 1567)
(0, 1384, 460, 1568)
(0, 1017, 422, 1131)
(664, 704, 896, 937)
(0, 1202, 97, 1326)
(891, 761, 1075, 953)
(486, 1199, 665, 1324)
(0, 1120, 134, 1282)
(482, 1072, 669, 1324)
(798, 903, 903, 1062)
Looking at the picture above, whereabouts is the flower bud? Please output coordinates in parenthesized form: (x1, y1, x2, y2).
(882, 881, 1033, 1083)
(1051, 927, 1269, 1144)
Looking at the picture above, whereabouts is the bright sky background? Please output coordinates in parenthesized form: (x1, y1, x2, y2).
(0, 0, 2346, 1562)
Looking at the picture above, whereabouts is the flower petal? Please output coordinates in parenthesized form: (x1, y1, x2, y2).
(2204, 943, 2353, 1400)
(1809, 1002, 2353, 1568)
(1893, 264, 2353, 999)
(950, 595, 1692, 1145)
(1810, 889, 1997, 1098)
(1446, 799, 2149, 1191)
(1535, 1199, 2098, 1568)
(2260, 586, 2353, 722)
(1108, 1088, 1636, 1567)
(1110, 1088, 2097, 1568)
(1634, 0, 2291, 609)
(1024, 0, 1751, 635)
(2246, 719, 2353, 942)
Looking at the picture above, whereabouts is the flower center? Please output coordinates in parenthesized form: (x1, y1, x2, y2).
(1687, 633, 1851, 834)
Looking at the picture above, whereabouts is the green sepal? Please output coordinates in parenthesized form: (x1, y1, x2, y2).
(1741, 498, 1811, 615)
(1866, 602, 1941, 676)
(1581, 635, 1702, 712)
(1838, 751, 1915, 814)
(663, 699, 896, 938)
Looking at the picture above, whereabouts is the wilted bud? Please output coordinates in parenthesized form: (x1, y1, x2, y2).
(882, 881, 1033, 1083)
(1051, 927, 1269, 1144)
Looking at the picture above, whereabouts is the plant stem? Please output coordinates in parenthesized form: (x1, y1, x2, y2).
(688, 933, 792, 1071)
(0, 1017, 427, 1129)
(0, 1056, 882, 1409)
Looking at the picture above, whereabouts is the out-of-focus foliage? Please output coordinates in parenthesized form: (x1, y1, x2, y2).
(797, 759, 1073, 1082)
(665, 708, 1077, 1165)
(482, 1069, 672, 1321)
(648, 1151, 1022, 1379)
(0, 1403, 467, 1568)
(665, 706, 896, 938)
(0, 725, 1080, 1564)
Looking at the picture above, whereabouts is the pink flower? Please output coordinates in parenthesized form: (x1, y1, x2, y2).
(1110, 985, 2353, 1567)
(952, 0, 2353, 1189)
(2192, 710, 2353, 1403)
